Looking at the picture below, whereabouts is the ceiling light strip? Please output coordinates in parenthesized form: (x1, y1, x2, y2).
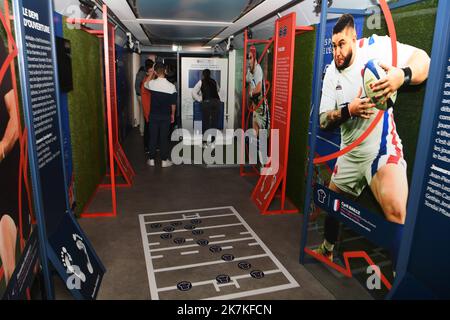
(127, 18, 233, 27)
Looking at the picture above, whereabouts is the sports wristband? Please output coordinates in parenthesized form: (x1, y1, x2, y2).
(341, 105, 351, 121)
(402, 67, 412, 86)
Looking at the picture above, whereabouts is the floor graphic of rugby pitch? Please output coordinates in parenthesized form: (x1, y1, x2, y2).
(139, 206, 300, 300)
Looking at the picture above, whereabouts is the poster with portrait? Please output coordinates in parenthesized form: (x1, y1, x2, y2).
(0, 0, 35, 299)
(180, 57, 228, 134)
(302, 0, 439, 299)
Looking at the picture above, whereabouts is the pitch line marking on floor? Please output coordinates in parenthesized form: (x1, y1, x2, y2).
(144, 213, 235, 225)
(214, 279, 240, 292)
(205, 283, 299, 300)
(157, 269, 282, 293)
(229, 206, 300, 288)
(154, 254, 269, 273)
(180, 250, 199, 256)
(140, 206, 233, 217)
(149, 237, 254, 253)
(182, 213, 200, 219)
(140, 206, 300, 300)
(146, 222, 242, 236)
(139, 214, 159, 300)
(209, 234, 226, 239)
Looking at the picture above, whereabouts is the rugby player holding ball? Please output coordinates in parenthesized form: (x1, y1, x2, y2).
(315, 14, 430, 262)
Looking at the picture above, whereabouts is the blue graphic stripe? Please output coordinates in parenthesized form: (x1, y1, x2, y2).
(371, 111, 390, 176)
(366, 59, 380, 79)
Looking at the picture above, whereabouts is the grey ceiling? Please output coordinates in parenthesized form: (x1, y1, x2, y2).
(126, 0, 265, 45)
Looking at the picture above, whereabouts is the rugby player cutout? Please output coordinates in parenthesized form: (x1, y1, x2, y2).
(314, 14, 430, 263)
(246, 46, 270, 168)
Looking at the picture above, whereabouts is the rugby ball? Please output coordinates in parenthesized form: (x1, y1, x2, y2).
(363, 59, 397, 110)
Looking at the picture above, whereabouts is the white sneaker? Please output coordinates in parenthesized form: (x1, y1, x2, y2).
(161, 160, 173, 168)
(147, 159, 155, 166)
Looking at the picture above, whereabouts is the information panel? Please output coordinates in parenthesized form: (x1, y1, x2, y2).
(21, 0, 66, 235)
(252, 13, 296, 214)
(391, 1, 450, 298)
(14, 0, 105, 299)
(180, 57, 228, 133)
(421, 57, 450, 221)
(313, 184, 398, 250)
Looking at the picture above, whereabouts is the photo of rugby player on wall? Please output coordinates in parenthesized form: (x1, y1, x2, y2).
(0, 2, 33, 298)
(313, 13, 431, 262)
(246, 45, 270, 168)
(246, 46, 270, 136)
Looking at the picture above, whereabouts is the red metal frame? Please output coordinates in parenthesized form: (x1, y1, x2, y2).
(296, 26, 314, 34)
(65, 18, 103, 25)
(250, 15, 314, 215)
(67, 5, 136, 218)
(247, 39, 271, 44)
(304, 248, 392, 290)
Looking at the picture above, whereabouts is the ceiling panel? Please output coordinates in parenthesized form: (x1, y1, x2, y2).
(126, 0, 265, 45)
(143, 25, 224, 45)
(128, 0, 264, 21)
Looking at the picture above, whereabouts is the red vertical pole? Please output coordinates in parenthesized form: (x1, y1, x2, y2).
(111, 25, 119, 145)
(271, 18, 286, 211)
(281, 15, 297, 211)
(271, 18, 279, 198)
(270, 19, 278, 139)
(273, 19, 283, 211)
(103, 5, 117, 217)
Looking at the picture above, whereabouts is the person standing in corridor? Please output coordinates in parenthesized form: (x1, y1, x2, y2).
(140, 59, 155, 155)
(145, 63, 177, 168)
(192, 69, 221, 145)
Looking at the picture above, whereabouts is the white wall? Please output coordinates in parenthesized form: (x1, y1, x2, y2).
(131, 53, 141, 129)
(227, 50, 236, 130)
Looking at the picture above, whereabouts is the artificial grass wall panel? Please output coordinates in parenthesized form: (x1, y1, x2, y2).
(286, 30, 316, 212)
(63, 20, 106, 217)
(362, 0, 437, 182)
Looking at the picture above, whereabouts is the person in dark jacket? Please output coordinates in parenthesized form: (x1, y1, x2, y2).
(192, 69, 221, 142)
(144, 63, 177, 168)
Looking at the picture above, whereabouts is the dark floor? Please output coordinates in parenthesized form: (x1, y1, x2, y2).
(54, 128, 372, 300)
